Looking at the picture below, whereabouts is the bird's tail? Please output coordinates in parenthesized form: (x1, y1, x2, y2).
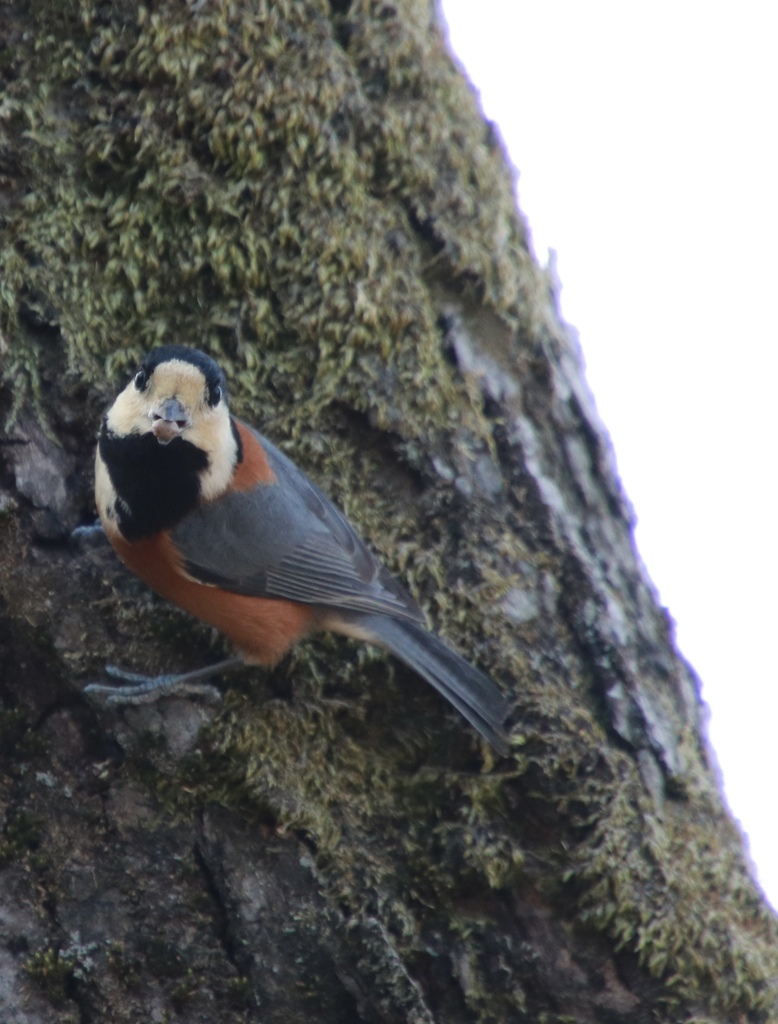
(356, 615, 510, 755)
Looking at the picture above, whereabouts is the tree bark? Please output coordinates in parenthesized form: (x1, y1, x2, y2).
(0, 2, 774, 1022)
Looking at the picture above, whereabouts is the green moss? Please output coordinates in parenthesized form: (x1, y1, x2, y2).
(105, 940, 143, 988)
(1, 0, 537, 446)
(225, 974, 253, 1011)
(23, 946, 74, 1009)
(0, 809, 44, 868)
(560, 730, 777, 1016)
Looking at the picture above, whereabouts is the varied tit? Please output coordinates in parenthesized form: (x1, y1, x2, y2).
(88, 346, 509, 754)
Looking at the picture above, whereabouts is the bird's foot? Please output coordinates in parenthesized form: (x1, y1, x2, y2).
(84, 657, 243, 706)
(70, 522, 109, 548)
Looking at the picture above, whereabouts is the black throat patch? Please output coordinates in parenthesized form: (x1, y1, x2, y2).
(99, 424, 209, 541)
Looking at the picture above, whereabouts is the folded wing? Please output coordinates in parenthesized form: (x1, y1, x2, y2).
(171, 423, 424, 623)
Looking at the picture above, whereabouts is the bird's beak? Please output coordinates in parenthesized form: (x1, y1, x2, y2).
(150, 398, 191, 444)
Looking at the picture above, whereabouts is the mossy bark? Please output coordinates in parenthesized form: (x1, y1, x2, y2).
(0, 2, 774, 1022)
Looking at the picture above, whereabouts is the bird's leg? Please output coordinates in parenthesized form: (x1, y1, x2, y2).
(84, 656, 244, 705)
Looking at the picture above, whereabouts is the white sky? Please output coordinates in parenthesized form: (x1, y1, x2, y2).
(441, 1, 778, 907)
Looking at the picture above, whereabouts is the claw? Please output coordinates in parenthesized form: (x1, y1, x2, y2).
(84, 656, 243, 706)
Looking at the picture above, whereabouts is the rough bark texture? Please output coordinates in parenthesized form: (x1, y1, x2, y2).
(0, 2, 775, 1022)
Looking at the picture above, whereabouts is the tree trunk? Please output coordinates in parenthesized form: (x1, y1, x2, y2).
(0, 2, 774, 1022)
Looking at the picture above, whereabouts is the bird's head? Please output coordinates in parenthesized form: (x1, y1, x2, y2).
(102, 345, 239, 502)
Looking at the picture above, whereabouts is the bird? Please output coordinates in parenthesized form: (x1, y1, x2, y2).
(87, 345, 510, 754)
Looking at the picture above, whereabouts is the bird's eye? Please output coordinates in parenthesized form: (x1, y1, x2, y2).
(209, 384, 222, 406)
(134, 368, 148, 391)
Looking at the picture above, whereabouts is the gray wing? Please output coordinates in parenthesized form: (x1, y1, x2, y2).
(171, 427, 424, 624)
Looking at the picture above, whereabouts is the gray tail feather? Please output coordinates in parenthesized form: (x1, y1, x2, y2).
(361, 615, 510, 755)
